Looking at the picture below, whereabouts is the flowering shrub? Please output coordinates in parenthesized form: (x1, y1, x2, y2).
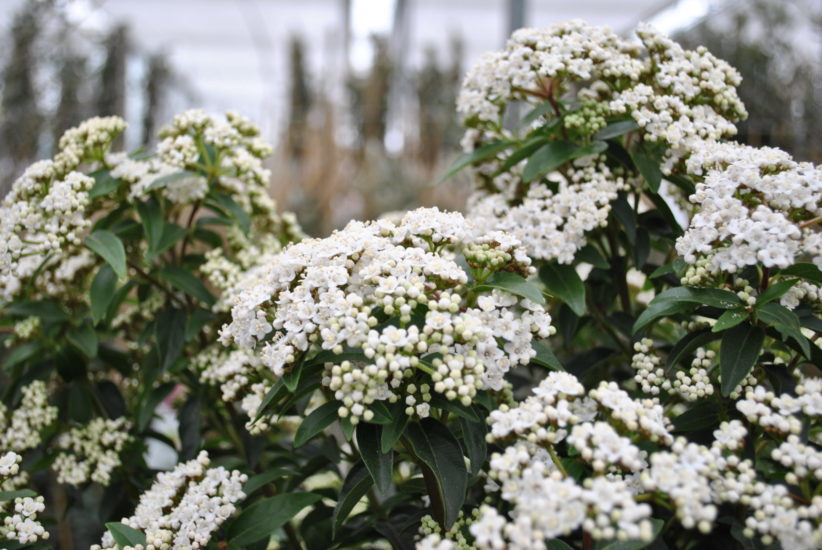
(0, 18, 820, 550)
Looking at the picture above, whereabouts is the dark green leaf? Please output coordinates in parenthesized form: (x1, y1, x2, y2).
(458, 416, 487, 475)
(67, 320, 98, 358)
(650, 259, 688, 280)
(781, 262, 822, 284)
(178, 394, 201, 460)
(665, 329, 720, 370)
(404, 418, 468, 528)
(357, 423, 393, 494)
(575, 244, 609, 269)
(147, 170, 199, 192)
(475, 271, 545, 306)
(546, 541, 575, 550)
(633, 287, 742, 334)
(137, 382, 176, 432)
(209, 192, 251, 234)
(531, 340, 564, 371)
(612, 194, 636, 244)
(381, 402, 409, 454)
(2, 341, 41, 369)
(436, 141, 511, 184)
(155, 308, 187, 372)
(156, 223, 187, 255)
(593, 119, 639, 140)
(756, 278, 799, 306)
(158, 267, 215, 306)
(106, 522, 146, 548)
(493, 136, 549, 175)
(243, 468, 295, 496)
(85, 230, 127, 279)
(631, 149, 663, 193)
(713, 309, 748, 333)
(758, 303, 810, 358)
(6, 300, 68, 322)
(185, 308, 214, 342)
(518, 101, 554, 129)
(524, 140, 607, 182)
(539, 263, 586, 316)
(90, 264, 118, 325)
(294, 401, 340, 448)
(672, 401, 719, 432)
(332, 462, 373, 538)
(0, 489, 36, 501)
(88, 170, 122, 198)
(228, 492, 321, 545)
(720, 323, 765, 396)
(136, 197, 163, 257)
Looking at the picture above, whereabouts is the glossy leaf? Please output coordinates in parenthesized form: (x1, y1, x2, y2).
(524, 140, 607, 182)
(67, 320, 98, 358)
(631, 149, 663, 193)
(475, 270, 545, 306)
(381, 402, 409, 454)
(357, 422, 393, 494)
(106, 522, 146, 547)
(539, 263, 586, 316)
(88, 170, 122, 198)
(404, 418, 468, 528)
(593, 119, 639, 140)
(634, 287, 742, 334)
(228, 492, 321, 546)
(436, 140, 511, 184)
(332, 462, 373, 538)
(720, 323, 765, 396)
(90, 264, 118, 325)
(713, 308, 748, 333)
(158, 267, 216, 306)
(294, 401, 341, 448)
(756, 278, 799, 306)
(531, 340, 564, 371)
(85, 230, 127, 279)
(758, 303, 810, 357)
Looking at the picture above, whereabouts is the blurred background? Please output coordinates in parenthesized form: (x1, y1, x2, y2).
(0, 0, 820, 236)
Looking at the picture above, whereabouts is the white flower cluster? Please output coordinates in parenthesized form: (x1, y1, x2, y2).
(456, 21, 745, 262)
(467, 158, 630, 263)
(52, 417, 132, 486)
(0, 381, 58, 456)
(0, 452, 49, 545)
(93, 451, 247, 550)
(677, 140, 822, 273)
(474, 370, 822, 549)
(0, 117, 126, 303)
(220, 208, 552, 427)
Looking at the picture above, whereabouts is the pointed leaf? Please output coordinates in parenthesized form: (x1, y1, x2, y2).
(106, 522, 146, 547)
(90, 264, 118, 325)
(228, 492, 321, 545)
(404, 418, 468, 528)
(756, 278, 799, 306)
(593, 119, 639, 140)
(357, 422, 393, 494)
(524, 140, 607, 182)
(436, 140, 511, 184)
(294, 401, 341, 448)
(381, 402, 409, 454)
(720, 323, 764, 396)
(712, 308, 748, 333)
(158, 267, 215, 306)
(86, 230, 127, 279)
(539, 263, 586, 316)
(67, 320, 98, 358)
(332, 462, 373, 538)
(136, 197, 163, 257)
(531, 339, 564, 371)
(475, 270, 545, 305)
